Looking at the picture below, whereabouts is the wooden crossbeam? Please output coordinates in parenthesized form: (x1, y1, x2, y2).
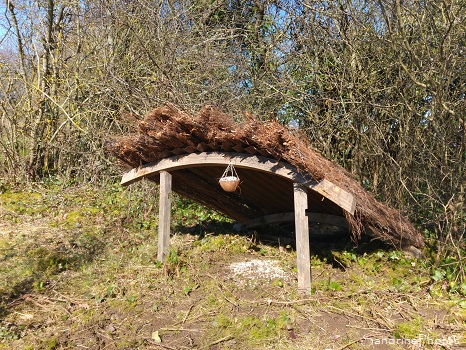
(241, 212, 349, 229)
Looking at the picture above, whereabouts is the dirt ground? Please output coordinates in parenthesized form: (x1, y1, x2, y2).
(1, 187, 465, 349)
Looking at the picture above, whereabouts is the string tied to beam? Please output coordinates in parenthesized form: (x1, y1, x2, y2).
(219, 162, 240, 192)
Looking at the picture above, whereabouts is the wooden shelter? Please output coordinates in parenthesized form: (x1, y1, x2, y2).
(109, 105, 425, 294)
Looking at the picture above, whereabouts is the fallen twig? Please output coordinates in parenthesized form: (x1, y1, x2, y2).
(346, 324, 393, 332)
(181, 303, 195, 324)
(148, 340, 176, 350)
(242, 298, 318, 305)
(160, 327, 205, 332)
(291, 304, 326, 332)
(334, 335, 374, 350)
(203, 334, 234, 349)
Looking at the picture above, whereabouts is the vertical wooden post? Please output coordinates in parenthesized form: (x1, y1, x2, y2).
(294, 183, 311, 294)
(157, 171, 172, 262)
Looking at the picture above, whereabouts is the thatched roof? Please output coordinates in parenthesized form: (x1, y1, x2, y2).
(108, 105, 425, 250)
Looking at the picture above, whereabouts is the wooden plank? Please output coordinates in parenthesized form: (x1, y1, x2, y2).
(221, 142, 234, 151)
(120, 152, 356, 215)
(294, 183, 311, 294)
(232, 144, 244, 152)
(244, 146, 258, 154)
(306, 212, 349, 228)
(257, 148, 272, 157)
(170, 148, 186, 155)
(171, 169, 260, 221)
(308, 179, 356, 215)
(196, 142, 209, 152)
(242, 212, 349, 229)
(157, 171, 172, 262)
(184, 146, 197, 153)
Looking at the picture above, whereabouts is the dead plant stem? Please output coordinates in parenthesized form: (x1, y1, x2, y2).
(203, 334, 233, 349)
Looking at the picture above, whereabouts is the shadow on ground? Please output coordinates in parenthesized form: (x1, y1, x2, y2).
(174, 219, 393, 269)
(0, 229, 105, 320)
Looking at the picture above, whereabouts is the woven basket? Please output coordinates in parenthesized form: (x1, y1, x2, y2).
(219, 176, 240, 192)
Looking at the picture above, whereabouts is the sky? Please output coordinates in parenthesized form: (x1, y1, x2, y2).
(0, 3, 10, 50)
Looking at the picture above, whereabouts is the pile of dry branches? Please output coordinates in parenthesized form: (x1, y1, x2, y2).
(108, 105, 424, 250)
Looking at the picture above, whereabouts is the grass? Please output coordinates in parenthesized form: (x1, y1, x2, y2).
(0, 182, 465, 349)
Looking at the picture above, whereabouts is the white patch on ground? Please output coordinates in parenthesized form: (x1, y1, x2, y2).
(229, 259, 288, 286)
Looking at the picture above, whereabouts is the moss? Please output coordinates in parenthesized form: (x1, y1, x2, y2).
(199, 235, 226, 252)
(232, 315, 285, 342)
(107, 298, 142, 312)
(394, 317, 424, 339)
(213, 313, 233, 328)
(73, 308, 100, 327)
(349, 271, 365, 286)
(0, 191, 41, 206)
(44, 337, 57, 350)
(0, 191, 43, 216)
(250, 318, 275, 339)
(272, 278, 284, 287)
(276, 311, 292, 329)
(206, 294, 224, 307)
(27, 247, 73, 275)
(61, 208, 99, 228)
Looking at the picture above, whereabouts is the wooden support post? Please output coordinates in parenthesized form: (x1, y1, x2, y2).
(157, 171, 172, 262)
(294, 183, 311, 294)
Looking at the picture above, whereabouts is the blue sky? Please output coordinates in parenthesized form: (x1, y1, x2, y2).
(0, 3, 9, 49)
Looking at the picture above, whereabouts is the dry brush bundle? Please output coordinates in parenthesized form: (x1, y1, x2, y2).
(108, 104, 424, 250)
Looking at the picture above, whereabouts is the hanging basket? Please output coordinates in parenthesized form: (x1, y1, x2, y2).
(219, 176, 240, 192)
(219, 163, 240, 192)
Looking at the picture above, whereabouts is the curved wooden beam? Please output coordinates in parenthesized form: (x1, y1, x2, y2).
(121, 152, 307, 185)
(120, 152, 356, 214)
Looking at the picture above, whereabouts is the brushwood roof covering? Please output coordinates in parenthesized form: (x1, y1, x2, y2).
(108, 105, 424, 250)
